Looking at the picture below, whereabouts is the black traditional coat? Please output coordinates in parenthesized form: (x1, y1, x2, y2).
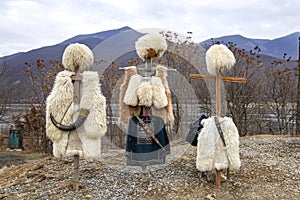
(126, 115, 170, 166)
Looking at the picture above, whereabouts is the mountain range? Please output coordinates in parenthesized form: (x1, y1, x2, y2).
(200, 32, 300, 60)
(0, 26, 299, 101)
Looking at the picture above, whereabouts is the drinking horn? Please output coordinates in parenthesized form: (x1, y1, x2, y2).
(50, 108, 90, 131)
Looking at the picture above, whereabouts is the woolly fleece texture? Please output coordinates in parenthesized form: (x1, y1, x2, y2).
(151, 76, 168, 109)
(46, 71, 107, 161)
(205, 44, 236, 75)
(123, 75, 167, 109)
(154, 65, 174, 124)
(119, 66, 140, 124)
(62, 43, 94, 73)
(80, 71, 107, 139)
(135, 33, 167, 61)
(46, 43, 106, 161)
(196, 117, 241, 172)
(137, 80, 153, 107)
(46, 70, 75, 158)
(123, 74, 141, 106)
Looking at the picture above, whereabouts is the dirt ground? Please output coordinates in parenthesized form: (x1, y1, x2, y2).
(0, 150, 47, 168)
(0, 135, 299, 199)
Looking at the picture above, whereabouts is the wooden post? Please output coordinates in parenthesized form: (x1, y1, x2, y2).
(141, 166, 147, 185)
(190, 72, 246, 187)
(216, 70, 222, 117)
(73, 154, 80, 192)
(145, 57, 152, 77)
(72, 73, 81, 192)
(141, 57, 152, 185)
(215, 70, 222, 187)
(226, 168, 230, 179)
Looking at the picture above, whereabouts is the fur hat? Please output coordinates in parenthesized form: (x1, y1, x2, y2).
(205, 44, 235, 75)
(62, 43, 94, 72)
(135, 33, 167, 61)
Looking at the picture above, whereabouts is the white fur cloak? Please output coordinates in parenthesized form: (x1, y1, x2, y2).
(196, 117, 241, 172)
(46, 70, 107, 161)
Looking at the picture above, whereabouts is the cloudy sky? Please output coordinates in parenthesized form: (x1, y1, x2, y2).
(0, 0, 299, 56)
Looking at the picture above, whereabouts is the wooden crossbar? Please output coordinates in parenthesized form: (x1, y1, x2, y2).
(190, 74, 246, 83)
(119, 67, 177, 72)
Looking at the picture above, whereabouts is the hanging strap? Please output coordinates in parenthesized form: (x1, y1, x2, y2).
(214, 117, 226, 147)
(134, 113, 165, 151)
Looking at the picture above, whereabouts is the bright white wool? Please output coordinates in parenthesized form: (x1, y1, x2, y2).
(196, 117, 241, 172)
(205, 44, 235, 75)
(135, 33, 167, 61)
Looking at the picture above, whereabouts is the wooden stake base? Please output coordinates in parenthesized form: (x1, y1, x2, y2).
(215, 168, 230, 187)
(73, 154, 80, 192)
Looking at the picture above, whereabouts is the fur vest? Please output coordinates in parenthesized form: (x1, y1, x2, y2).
(196, 117, 241, 172)
(46, 70, 107, 161)
(119, 65, 174, 125)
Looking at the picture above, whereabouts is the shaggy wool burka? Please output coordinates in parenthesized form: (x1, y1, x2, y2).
(196, 117, 241, 172)
(119, 65, 174, 125)
(46, 43, 107, 161)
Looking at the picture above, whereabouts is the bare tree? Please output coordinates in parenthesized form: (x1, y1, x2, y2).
(261, 57, 297, 135)
(0, 57, 8, 121)
(224, 43, 263, 136)
(96, 61, 124, 148)
(296, 37, 300, 135)
(0, 58, 20, 123)
(14, 59, 63, 152)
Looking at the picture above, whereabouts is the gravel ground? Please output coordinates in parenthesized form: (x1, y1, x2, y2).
(0, 136, 299, 200)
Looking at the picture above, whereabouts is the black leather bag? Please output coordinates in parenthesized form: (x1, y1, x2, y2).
(186, 128, 199, 146)
(186, 114, 208, 146)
